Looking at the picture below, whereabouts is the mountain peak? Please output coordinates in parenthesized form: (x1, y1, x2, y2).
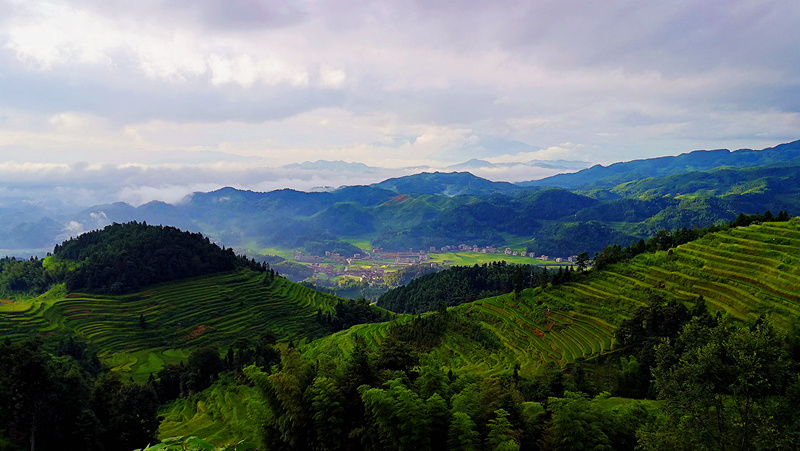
(374, 171, 518, 196)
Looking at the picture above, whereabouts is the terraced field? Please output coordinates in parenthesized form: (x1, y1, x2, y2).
(158, 380, 258, 448)
(0, 270, 345, 379)
(533, 218, 800, 331)
(304, 219, 800, 376)
(303, 290, 615, 378)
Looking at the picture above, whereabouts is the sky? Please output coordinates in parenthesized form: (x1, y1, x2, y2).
(1, 0, 799, 206)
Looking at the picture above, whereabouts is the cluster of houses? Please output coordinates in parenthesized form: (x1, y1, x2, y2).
(433, 244, 576, 263)
(293, 244, 578, 284)
(307, 262, 386, 282)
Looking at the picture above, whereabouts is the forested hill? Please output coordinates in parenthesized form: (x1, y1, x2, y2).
(0, 222, 266, 297)
(378, 262, 551, 312)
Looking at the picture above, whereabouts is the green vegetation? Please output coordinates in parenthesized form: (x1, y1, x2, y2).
(309, 218, 800, 380)
(156, 378, 260, 449)
(0, 339, 161, 451)
(428, 252, 552, 265)
(0, 223, 388, 381)
(306, 290, 615, 378)
(55, 221, 266, 293)
(3, 211, 800, 449)
(379, 261, 572, 313)
(241, 307, 798, 450)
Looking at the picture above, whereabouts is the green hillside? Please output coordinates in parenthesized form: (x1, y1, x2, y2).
(0, 271, 352, 379)
(125, 163, 800, 257)
(0, 223, 386, 382)
(303, 218, 800, 377)
(2, 218, 799, 450)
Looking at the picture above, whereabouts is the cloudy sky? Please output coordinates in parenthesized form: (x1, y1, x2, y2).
(1, 0, 799, 205)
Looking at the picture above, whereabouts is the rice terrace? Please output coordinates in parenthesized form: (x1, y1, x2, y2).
(2, 2, 800, 446)
(2, 215, 800, 450)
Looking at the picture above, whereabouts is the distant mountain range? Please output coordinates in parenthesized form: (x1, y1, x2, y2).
(520, 139, 800, 189)
(445, 159, 590, 171)
(281, 157, 592, 176)
(1, 140, 799, 258)
(282, 160, 380, 172)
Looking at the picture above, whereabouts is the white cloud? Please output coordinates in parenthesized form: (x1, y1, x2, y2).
(0, 0, 797, 207)
(487, 143, 586, 164)
(319, 65, 346, 88)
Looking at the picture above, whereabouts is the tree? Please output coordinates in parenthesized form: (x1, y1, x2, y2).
(513, 266, 524, 297)
(575, 252, 589, 271)
(448, 412, 479, 451)
(246, 345, 314, 450)
(185, 347, 223, 393)
(544, 392, 612, 451)
(107, 384, 160, 451)
(485, 409, 520, 451)
(305, 376, 345, 450)
(376, 334, 417, 373)
(0, 340, 102, 451)
(614, 298, 693, 398)
(642, 317, 793, 450)
(360, 379, 431, 451)
(426, 393, 449, 450)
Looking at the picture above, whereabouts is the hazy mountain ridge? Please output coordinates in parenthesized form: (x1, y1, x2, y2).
(520, 139, 800, 189)
(3, 141, 800, 258)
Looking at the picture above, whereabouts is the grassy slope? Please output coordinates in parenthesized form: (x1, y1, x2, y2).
(156, 219, 800, 446)
(158, 379, 259, 448)
(0, 270, 346, 381)
(303, 218, 800, 377)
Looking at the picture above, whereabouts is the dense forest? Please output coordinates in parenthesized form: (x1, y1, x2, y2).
(55, 222, 267, 293)
(4, 299, 797, 450)
(0, 337, 160, 451)
(378, 262, 571, 313)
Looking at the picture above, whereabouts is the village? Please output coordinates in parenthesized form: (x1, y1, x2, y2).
(292, 244, 578, 283)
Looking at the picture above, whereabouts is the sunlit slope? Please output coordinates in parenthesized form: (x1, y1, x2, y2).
(0, 270, 341, 356)
(305, 219, 800, 376)
(158, 381, 259, 448)
(540, 218, 800, 330)
(303, 291, 615, 378)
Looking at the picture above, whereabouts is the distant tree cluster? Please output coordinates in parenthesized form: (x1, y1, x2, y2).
(610, 296, 703, 398)
(317, 297, 388, 332)
(383, 264, 440, 288)
(730, 210, 792, 227)
(387, 305, 503, 352)
(378, 262, 540, 313)
(271, 260, 314, 282)
(53, 222, 267, 293)
(302, 233, 362, 256)
(378, 262, 581, 314)
(0, 256, 51, 297)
